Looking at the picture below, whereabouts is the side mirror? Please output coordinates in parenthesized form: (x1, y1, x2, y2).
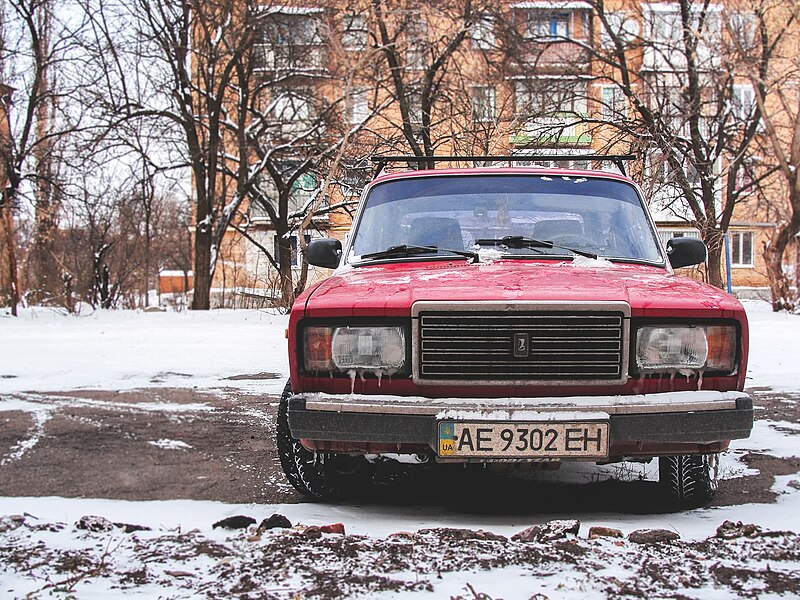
(306, 238, 342, 269)
(666, 237, 707, 269)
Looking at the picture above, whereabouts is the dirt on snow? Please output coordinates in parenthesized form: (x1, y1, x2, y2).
(1, 386, 799, 598)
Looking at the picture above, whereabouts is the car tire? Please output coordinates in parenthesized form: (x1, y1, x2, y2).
(659, 453, 719, 508)
(276, 380, 373, 500)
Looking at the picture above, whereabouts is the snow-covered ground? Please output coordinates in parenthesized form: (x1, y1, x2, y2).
(0, 306, 290, 395)
(1, 300, 799, 598)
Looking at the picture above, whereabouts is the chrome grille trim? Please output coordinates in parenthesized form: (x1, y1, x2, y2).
(411, 301, 631, 386)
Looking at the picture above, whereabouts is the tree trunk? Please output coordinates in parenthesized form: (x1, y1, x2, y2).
(101, 265, 111, 309)
(144, 214, 151, 308)
(763, 213, 800, 312)
(703, 228, 725, 289)
(62, 271, 74, 313)
(28, 0, 60, 304)
(1, 202, 19, 316)
(192, 224, 212, 310)
(192, 180, 213, 310)
(277, 233, 293, 311)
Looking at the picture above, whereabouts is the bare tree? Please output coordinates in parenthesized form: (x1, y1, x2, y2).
(0, 0, 105, 310)
(80, 0, 259, 309)
(505, 0, 772, 289)
(233, 6, 397, 307)
(0, 83, 20, 316)
(747, 2, 800, 311)
(370, 0, 487, 163)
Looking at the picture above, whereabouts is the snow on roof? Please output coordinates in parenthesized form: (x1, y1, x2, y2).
(261, 6, 324, 15)
(159, 270, 192, 277)
(510, 1, 591, 9)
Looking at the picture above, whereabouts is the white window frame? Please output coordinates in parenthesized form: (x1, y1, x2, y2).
(657, 228, 700, 250)
(732, 83, 756, 122)
(525, 10, 571, 41)
(730, 230, 754, 267)
(274, 233, 312, 268)
(271, 90, 313, 129)
(471, 86, 497, 122)
(600, 11, 640, 49)
(728, 11, 757, 49)
(348, 89, 369, 124)
(342, 13, 368, 50)
(471, 14, 496, 49)
(600, 85, 625, 122)
(515, 79, 588, 117)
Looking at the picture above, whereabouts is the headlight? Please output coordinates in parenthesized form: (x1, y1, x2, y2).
(636, 325, 736, 373)
(304, 326, 406, 373)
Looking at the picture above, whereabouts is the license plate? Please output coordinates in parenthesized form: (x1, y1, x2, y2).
(438, 421, 609, 459)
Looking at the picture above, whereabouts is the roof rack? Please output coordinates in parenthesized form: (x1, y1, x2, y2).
(371, 154, 637, 177)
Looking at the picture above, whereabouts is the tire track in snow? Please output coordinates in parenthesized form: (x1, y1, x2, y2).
(0, 408, 51, 466)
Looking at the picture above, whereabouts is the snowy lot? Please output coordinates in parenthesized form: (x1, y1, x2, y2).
(0, 301, 799, 598)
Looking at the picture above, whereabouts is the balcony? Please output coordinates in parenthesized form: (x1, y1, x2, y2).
(509, 113, 592, 146)
(254, 44, 326, 75)
(514, 41, 592, 74)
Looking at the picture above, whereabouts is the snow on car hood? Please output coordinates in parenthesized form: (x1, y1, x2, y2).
(302, 259, 745, 319)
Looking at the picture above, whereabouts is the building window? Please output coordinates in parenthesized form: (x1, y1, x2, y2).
(258, 12, 324, 71)
(406, 90, 423, 126)
(734, 159, 757, 194)
(342, 13, 368, 50)
(657, 228, 700, 249)
(274, 234, 311, 268)
(650, 153, 700, 187)
(471, 86, 496, 122)
(348, 89, 369, 124)
(732, 84, 756, 122)
(728, 11, 757, 49)
(340, 165, 369, 198)
(471, 14, 495, 49)
(406, 16, 427, 69)
(730, 231, 754, 267)
(270, 89, 313, 132)
(525, 11, 570, 40)
(515, 80, 587, 117)
(645, 5, 682, 45)
(600, 11, 640, 49)
(601, 86, 626, 122)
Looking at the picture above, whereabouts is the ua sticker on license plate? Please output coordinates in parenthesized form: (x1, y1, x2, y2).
(438, 421, 609, 459)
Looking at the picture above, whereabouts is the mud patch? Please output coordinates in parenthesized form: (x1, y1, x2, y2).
(224, 372, 282, 381)
(0, 389, 297, 503)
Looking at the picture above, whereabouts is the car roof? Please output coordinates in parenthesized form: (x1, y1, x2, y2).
(369, 167, 635, 188)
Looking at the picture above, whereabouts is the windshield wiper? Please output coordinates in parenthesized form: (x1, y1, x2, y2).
(474, 236, 597, 260)
(360, 244, 480, 262)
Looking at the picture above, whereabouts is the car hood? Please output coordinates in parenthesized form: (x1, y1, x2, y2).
(302, 259, 744, 319)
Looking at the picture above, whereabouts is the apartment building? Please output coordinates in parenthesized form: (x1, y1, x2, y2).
(212, 0, 798, 299)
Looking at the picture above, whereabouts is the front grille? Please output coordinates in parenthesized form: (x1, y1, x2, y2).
(416, 309, 628, 384)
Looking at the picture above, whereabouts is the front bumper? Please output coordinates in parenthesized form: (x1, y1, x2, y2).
(287, 390, 754, 459)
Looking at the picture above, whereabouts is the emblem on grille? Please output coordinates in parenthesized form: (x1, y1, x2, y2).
(513, 332, 530, 358)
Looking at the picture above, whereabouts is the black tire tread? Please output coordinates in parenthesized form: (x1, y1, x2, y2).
(659, 453, 718, 508)
(275, 381, 372, 500)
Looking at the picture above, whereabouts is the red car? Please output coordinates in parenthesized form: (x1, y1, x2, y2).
(278, 158, 753, 507)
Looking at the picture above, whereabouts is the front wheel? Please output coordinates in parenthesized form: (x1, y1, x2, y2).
(659, 453, 719, 508)
(275, 381, 373, 500)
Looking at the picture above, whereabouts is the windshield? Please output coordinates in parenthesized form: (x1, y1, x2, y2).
(349, 174, 663, 263)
